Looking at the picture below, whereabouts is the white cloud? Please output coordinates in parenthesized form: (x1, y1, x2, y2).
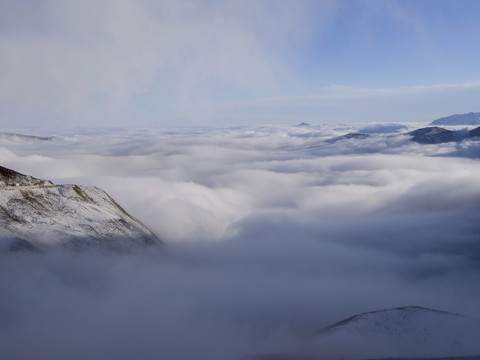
(2, 124, 480, 359)
(0, 0, 334, 127)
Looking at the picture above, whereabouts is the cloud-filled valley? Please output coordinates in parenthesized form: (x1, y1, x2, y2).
(1, 123, 480, 359)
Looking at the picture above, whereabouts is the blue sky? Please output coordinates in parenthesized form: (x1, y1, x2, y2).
(1, 0, 480, 127)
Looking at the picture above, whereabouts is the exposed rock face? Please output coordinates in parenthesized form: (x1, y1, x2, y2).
(431, 112, 480, 126)
(0, 166, 161, 252)
(0, 166, 52, 187)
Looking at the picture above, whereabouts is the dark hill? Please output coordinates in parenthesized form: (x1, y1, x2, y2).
(409, 127, 456, 144)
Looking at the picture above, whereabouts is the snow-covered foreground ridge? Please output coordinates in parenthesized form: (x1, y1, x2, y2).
(311, 306, 480, 359)
(247, 307, 480, 360)
(0, 165, 161, 252)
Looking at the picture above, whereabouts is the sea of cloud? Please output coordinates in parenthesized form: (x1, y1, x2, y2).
(1, 123, 480, 359)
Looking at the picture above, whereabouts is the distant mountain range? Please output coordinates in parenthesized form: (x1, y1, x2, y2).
(408, 126, 457, 144)
(0, 166, 161, 252)
(430, 112, 480, 126)
(408, 126, 480, 144)
(326, 125, 480, 145)
(0, 132, 54, 141)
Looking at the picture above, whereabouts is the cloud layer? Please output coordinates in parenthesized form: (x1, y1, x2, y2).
(1, 124, 480, 359)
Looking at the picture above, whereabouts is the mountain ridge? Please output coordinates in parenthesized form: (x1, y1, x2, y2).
(311, 306, 480, 359)
(0, 165, 53, 187)
(315, 306, 465, 336)
(0, 166, 161, 252)
(407, 126, 480, 144)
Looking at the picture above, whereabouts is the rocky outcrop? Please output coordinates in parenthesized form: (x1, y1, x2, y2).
(0, 166, 52, 187)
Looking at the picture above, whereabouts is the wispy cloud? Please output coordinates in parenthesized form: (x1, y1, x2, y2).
(0, 0, 334, 127)
(225, 80, 480, 107)
(321, 81, 480, 99)
(207, 80, 480, 124)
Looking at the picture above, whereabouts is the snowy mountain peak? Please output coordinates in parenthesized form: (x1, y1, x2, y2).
(0, 166, 161, 252)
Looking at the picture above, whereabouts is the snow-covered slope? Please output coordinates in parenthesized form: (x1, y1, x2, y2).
(431, 112, 480, 125)
(312, 306, 480, 359)
(245, 307, 480, 360)
(0, 166, 161, 252)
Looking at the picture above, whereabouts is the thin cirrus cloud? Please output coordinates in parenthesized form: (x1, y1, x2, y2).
(319, 81, 480, 99)
(212, 80, 480, 124)
(219, 80, 480, 107)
